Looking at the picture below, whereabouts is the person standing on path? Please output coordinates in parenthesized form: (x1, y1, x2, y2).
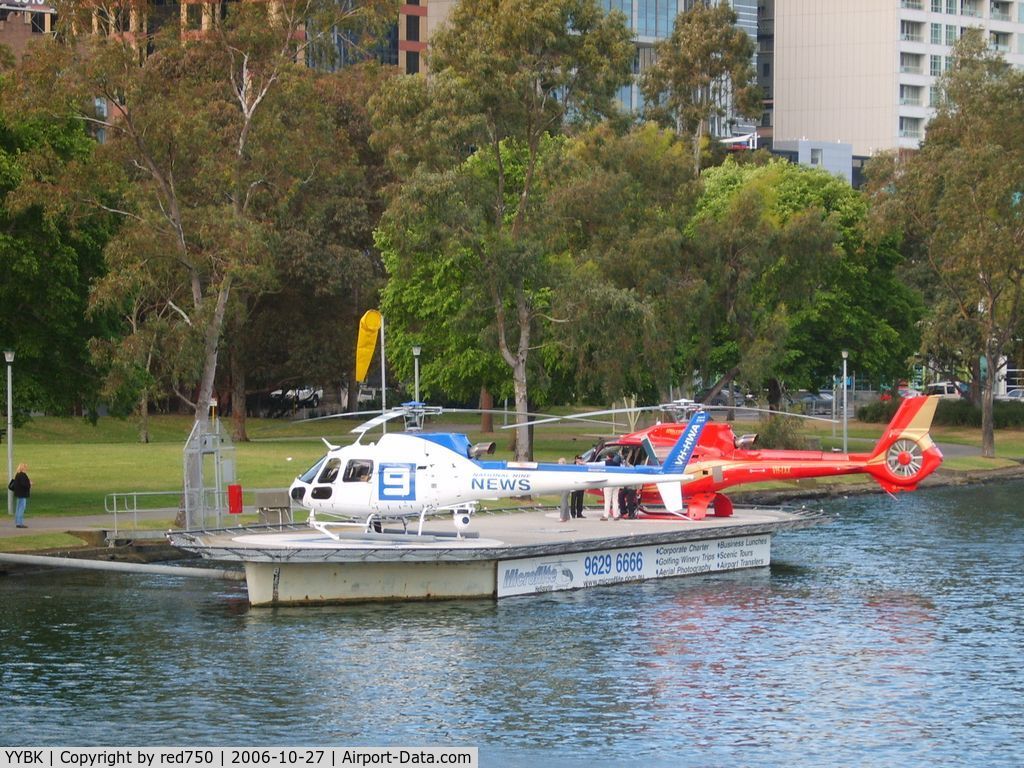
(9, 463, 30, 528)
(601, 453, 622, 520)
(557, 458, 571, 522)
(570, 456, 586, 518)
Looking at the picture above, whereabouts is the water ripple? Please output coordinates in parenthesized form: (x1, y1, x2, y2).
(1, 481, 1023, 765)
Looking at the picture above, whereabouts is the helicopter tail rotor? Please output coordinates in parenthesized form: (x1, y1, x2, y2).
(863, 395, 943, 492)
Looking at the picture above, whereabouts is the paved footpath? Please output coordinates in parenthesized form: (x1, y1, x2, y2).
(0, 507, 195, 540)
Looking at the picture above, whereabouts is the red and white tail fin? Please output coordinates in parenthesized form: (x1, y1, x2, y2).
(864, 395, 943, 492)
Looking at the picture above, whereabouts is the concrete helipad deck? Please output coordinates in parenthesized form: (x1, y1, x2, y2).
(168, 505, 828, 605)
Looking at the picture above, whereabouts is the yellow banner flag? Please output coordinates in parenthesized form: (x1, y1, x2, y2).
(355, 309, 382, 383)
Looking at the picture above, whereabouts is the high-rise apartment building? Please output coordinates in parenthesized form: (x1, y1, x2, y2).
(773, 0, 1024, 157)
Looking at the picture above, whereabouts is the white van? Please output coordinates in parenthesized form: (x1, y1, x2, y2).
(924, 381, 966, 400)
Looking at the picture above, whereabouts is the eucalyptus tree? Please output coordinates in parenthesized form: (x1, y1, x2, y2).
(15, 0, 394, 442)
(640, 0, 760, 174)
(542, 122, 699, 402)
(371, 0, 633, 460)
(867, 31, 1024, 457)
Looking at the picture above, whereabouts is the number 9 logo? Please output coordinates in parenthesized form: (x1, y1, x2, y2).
(379, 463, 416, 500)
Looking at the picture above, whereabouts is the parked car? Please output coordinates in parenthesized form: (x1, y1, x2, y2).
(996, 388, 1024, 402)
(696, 385, 754, 407)
(880, 384, 922, 402)
(924, 381, 968, 400)
(795, 390, 834, 415)
(269, 385, 323, 409)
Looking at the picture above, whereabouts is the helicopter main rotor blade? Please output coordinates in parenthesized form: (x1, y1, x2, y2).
(505, 405, 666, 429)
(505, 401, 838, 429)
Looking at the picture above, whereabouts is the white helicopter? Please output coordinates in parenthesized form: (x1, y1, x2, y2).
(288, 403, 709, 538)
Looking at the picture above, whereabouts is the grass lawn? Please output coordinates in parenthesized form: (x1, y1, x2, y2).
(1, 410, 1020, 519)
(0, 532, 92, 552)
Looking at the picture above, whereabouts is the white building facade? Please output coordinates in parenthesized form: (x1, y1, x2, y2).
(773, 0, 1024, 157)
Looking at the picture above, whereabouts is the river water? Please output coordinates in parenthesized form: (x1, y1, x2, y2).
(1, 481, 1022, 766)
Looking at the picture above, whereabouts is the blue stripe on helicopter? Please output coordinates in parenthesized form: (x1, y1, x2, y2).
(417, 424, 704, 475)
(418, 432, 474, 457)
(662, 410, 708, 472)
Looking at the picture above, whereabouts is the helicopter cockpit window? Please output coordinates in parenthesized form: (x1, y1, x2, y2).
(318, 458, 342, 484)
(343, 460, 374, 483)
(299, 456, 328, 484)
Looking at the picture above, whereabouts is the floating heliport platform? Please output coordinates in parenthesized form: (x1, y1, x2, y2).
(166, 506, 828, 606)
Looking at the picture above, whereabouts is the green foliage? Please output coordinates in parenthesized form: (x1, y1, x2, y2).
(546, 123, 697, 401)
(377, 137, 572, 404)
(693, 158, 920, 395)
(371, 0, 633, 458)
(856, 399, 901, 424)
(858, 398, 1024, 429)
(866, 31, 1024, 455)
(754, 414, 808, 450)
(0, 85, 117, 419)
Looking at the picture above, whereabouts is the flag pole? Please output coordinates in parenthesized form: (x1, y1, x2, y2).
(380, 317, 387, 433)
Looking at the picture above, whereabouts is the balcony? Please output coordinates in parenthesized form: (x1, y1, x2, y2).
(901, 0, 923, 7)
(900, 64, 924, 74)
(990, 32, 1011, 51)
(900, 97, 923, 106)
(987, 1, 1011, 20)
(901, 32, 924, 42)
(899, 116, 924, 139)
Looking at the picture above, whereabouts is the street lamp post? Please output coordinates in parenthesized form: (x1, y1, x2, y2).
(841, 349, 849, 454)
(412, 345, 421, 402)
(4, 349, 13, 517)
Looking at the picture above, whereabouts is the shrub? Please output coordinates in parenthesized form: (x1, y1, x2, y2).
(858, 397, 1024, 428)
(856, 399, 900, 423)
(934, 399, 977, 427)
(755, 414, 807, 449)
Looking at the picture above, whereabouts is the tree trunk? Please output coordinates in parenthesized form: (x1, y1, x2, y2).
(193, 275, 232, 428)
(767, 377, 783, 411)
(494, 283, 533, 461)
(981, 351, 996, 458)
(480, 386, 494, 433)
(693, 117, 706, 175)
(512, 360, 531, 462)
(137, 392, 150, 444)
(231, 348, 248, 442)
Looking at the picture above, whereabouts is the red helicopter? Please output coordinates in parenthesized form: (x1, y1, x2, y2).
(565, 395, 943, 520)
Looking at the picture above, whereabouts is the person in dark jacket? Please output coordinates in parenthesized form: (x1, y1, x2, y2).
(9, 463, 30, 528)
(569, 456, 586, 518)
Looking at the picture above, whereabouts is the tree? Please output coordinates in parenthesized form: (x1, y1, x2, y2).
(640, 1, 760, 174)
(542, 122, 699, 402)
(0, 72, 116, 420)
(371, 0, 633, 459)
(17, 0, 394, 441)
(867, 31, 1024, 457)
(692, 158, 919, 408)
(224, 65, 390, 439)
